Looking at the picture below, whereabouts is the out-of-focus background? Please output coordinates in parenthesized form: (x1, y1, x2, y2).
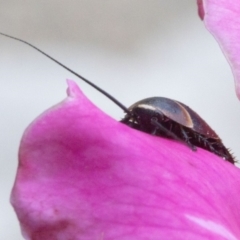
(1, 0, 239, 238)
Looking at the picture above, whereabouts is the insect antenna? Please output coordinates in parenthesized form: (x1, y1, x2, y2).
(0, 32, 130, 114)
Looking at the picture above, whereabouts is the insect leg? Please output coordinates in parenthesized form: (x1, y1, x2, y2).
(180, 127, 197, 151)
(151, 118, 196, 150)
(198, 135, 229, 158)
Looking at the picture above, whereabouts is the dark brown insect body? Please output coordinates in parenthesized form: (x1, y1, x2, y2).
(121, 97, 235, 164)
(0, 32, 235, 164)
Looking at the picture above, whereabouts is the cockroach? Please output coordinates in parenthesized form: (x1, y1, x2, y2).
(0, 32, 235, 164)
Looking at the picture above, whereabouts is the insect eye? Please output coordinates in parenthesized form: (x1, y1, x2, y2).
(151, 116, 158, 122)
(153, 112, 164, 120)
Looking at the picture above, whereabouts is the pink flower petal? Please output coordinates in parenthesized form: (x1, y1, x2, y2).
(197, 0, 240, 99)
(197, 0, 205, 20)
(11, 80, 240, 239)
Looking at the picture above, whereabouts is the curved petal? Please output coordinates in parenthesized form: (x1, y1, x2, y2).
(197, 0, 240, 99)
(11, 80, 240, 239)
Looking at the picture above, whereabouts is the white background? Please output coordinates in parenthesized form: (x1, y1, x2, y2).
(1, 1, 240, 239)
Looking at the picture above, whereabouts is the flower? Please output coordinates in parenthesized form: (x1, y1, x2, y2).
(11, 1, 240, 239)
(198, 0, 240, 100)
(11, 80, 240, 239)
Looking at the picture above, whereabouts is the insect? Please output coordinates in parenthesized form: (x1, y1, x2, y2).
(0, 32, 235, 164)
(120, 97, 235, 164)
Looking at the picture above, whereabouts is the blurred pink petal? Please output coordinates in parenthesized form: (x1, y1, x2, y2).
(197, 0, 205, 20)
(11, 80, 240, 239)
(197, 0, 240, 99)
